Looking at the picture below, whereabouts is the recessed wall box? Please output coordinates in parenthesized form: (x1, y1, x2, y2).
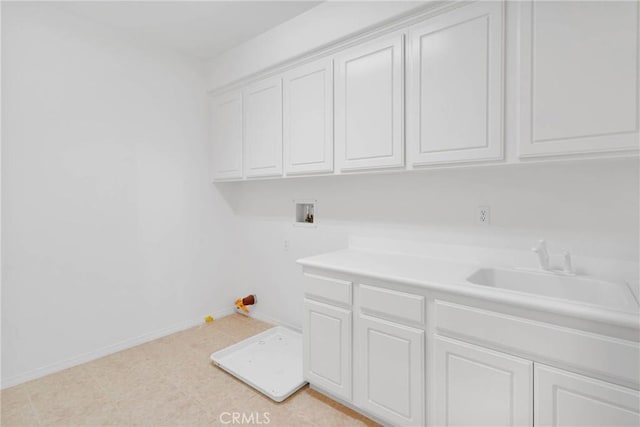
(294, 199, 316, 227)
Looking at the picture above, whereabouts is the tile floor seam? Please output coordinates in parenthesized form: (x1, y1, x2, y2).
(23, 385, 44, 427)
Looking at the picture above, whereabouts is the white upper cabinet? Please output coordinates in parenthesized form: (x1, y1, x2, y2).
(335, 33, 405, 171)
(283, 58, 334, 175)
(210, 92, 243, 180)
(407, 1, 504, 165)
(518, 0, 640, 157)
(243, 76, 283, 177)
(210, 1, 639, 181)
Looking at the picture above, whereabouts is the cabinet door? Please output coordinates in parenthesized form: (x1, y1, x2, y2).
(434, 335, 532, 427)
(210, 92, 243, 180)
(283, 58, 333, 175)
(518, 1, 639, 157)
(358, 315, 424, 426)
(407, 1, 504, 165)
(303, 299, 352, 401)
(243, 77, 283, 177)
(535, 364, 640, 427)
(335, 33, 404, 171)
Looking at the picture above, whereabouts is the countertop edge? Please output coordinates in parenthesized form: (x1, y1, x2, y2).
(297, 255, 640, 331)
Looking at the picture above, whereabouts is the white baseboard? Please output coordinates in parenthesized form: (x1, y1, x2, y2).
(249, 311, 302, 333)
(1, 307, 235, 389)
(211, 307, 236, 320)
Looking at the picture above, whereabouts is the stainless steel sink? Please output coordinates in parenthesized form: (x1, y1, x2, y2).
(466, 268, 639, 311)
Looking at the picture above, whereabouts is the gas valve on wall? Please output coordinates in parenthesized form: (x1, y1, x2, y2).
(235, 294, 257, 315)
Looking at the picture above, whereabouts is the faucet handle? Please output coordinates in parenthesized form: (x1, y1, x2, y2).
(563, 250, 573, 275)
(531, 239, 550, 270)
(531, 239, 547, 253)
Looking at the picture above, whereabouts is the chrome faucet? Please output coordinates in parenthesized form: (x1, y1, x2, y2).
(531, 240, 550, 271)
(531, 240, 576, 275)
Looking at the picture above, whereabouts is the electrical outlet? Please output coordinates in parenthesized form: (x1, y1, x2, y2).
(283, 239, 289, 251)
(478, 206, 490, 225)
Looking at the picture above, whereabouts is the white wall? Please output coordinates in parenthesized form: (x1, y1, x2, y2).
(1, 4, 237, 386)
(218, 159, 640, 329)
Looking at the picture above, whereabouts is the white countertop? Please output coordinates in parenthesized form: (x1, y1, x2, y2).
(297, 249, 640, 330)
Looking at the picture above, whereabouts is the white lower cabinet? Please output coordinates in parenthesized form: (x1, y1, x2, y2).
(301, 272, 640, 427)
(434, 335, 533, 427)
(357, 314, 424, 426)
(433, 334, 640, 427)
(535, 364, 640, 427)
(303, 298, 352, 401)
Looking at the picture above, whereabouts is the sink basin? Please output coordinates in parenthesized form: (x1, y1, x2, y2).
(466, 268, 639, 311)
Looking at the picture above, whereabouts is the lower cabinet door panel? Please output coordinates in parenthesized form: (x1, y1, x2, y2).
(434, 335, 533, 427)
(535, 364, 640, 427)
(358, 314, 424, 426)
(303, 299, 352, 401)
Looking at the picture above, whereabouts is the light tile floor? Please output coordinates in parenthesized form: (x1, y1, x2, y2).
(1, 314, 379, 427)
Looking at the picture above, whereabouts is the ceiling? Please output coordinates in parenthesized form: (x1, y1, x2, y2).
(57, 1, 322, 60)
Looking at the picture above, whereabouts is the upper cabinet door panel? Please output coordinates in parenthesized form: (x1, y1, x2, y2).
(243, 77, 283, 177)
(408, 1, 504, 165)
(283, 58, 334, 175)
(211, 92, 243, 180)
(519, 1, 640, 157)
(335, 33, 405, 171)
